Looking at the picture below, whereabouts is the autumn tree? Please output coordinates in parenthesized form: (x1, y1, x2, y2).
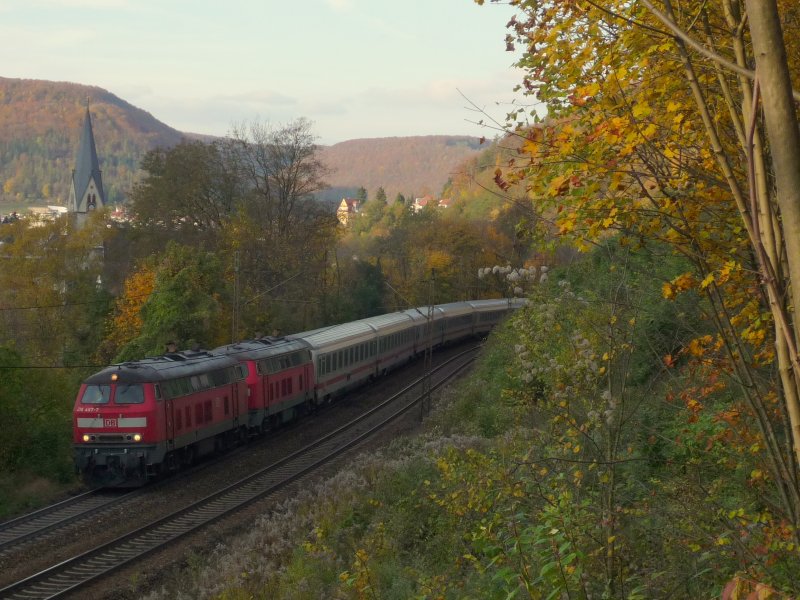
(487, 0, 800, 566)
(129, 139, 240, 238)
(227, 118, 330, 236)
(215, 119, 338, 332)
(0, 213, 114, 366)
(113, 242, 228, 361)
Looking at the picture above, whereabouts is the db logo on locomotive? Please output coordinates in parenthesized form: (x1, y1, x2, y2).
(104, 418, 118, 428)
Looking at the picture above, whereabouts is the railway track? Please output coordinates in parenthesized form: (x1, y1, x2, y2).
(0, 345, 478, 599)
(0, 489, 135, 556)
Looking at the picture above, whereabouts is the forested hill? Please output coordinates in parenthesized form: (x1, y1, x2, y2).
(317, 136, 483, 202)
(0, 77, 484, 207)
(0, 77, 184, 205)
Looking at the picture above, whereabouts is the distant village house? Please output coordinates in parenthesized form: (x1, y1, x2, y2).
(337, 198, 360, 225)
(412, 196, 453, 213)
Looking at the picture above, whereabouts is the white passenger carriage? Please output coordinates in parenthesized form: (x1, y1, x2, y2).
(400, 307, 430, 355)
(468, 299, 517, 335)
(291, 321, 378, 402)
(435, 302, 477, 344)
(362, 311, 417, 375)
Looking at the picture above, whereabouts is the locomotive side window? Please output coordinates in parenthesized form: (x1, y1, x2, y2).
(154, 384, 162, 400)
(116, 384, 144, 404)
(81, 384, 111, 404)
(204, 400, 212, 422)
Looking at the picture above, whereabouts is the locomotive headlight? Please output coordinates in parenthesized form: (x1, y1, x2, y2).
(82, 434, 91, 442)
(133, 433, 142, 442)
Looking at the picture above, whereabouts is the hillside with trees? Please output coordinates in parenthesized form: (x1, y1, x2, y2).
(0, 77, 184, 206)
(311, 135, 484, 203)
(0, 77, 484, 210)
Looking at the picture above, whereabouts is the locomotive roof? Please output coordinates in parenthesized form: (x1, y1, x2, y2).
(212, 337, 310, 361)
(84, 351, 239, 384)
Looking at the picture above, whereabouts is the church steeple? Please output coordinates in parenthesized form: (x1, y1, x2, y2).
(67, 99, 105, 225)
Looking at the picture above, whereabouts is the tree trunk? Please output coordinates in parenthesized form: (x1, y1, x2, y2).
(745, 0, 800, 469)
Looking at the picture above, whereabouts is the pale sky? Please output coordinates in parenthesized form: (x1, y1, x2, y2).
(0, 0, 527, 144)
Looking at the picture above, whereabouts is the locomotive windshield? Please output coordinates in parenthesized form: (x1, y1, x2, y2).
(81, 384, 111, 404)
(115, 384, 145, 404)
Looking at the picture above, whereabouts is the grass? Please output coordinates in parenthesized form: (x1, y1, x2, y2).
(0, 471, 80, 519)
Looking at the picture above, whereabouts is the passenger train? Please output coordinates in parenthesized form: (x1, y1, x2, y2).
(73, 299, 523, 486)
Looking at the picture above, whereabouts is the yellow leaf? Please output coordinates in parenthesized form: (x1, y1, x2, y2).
(700, 273, 715, 289)
(632, 102, 651, 119)
(642, 123, 658, 138)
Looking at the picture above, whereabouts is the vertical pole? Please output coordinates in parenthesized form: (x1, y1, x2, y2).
(422, 269, 435, 419)
(232, 250, 240, 343)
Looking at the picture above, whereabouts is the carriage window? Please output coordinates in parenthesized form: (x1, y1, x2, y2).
(116, 384, 145, 404)
(81, 384, 111, 404)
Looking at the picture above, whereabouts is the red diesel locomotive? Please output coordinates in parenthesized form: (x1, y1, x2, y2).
(211, 337, 315, 434)
(73, 351, 248, 486)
